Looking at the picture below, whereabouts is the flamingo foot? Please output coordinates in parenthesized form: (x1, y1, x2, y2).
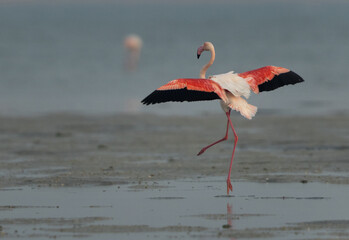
(226, 178, 233, 195)
(197, 148, 207, 156)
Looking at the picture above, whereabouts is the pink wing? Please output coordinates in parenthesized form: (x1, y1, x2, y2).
(238, 66, 304, 94)
(142, 78, 228, 105)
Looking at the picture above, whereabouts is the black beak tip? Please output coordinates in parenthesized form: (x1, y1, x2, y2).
(197, 54, 201, 59)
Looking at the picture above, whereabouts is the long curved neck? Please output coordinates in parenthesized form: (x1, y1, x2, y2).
(199, 46, 215, 79)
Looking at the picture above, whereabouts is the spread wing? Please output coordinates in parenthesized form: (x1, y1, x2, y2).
(141, 78, 228, 105)
(238, 66, 304, 94)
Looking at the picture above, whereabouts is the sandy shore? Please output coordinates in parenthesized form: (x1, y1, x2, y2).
(0, 112, 348, 188)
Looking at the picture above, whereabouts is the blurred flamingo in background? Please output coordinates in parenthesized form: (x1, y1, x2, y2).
(142, 42, 304, 194)
(124, 34, 142, 71)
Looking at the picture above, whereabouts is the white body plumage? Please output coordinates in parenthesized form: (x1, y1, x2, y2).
(209, 71, 257, 119)
(209, 71, 251, 99)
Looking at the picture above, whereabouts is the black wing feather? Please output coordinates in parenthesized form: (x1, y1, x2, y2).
(258, 71, 304, 92)
(141, 88, 220, 105)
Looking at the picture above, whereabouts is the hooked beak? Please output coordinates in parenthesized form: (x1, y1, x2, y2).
(197, 45, 204, 59)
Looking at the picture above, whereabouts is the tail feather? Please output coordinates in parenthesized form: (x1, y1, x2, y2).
(228, 96, 257, 120)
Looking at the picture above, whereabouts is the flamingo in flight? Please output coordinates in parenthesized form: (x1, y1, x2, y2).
(142, 42, 304, 194)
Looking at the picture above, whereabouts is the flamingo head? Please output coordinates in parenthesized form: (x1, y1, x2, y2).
(124, 34, 143, 51)
(197, 42, 214, 59)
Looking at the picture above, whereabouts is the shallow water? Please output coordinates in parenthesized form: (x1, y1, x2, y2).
(0, 1, 348, 116)
(1, 177, 348, 239)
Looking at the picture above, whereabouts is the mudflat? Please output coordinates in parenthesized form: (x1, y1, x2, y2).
(0, 113, 348, 239)
(0, 113, 348, 187)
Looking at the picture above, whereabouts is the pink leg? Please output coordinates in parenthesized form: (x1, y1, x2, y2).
(226, 113, 238, 195)
(197, 110, 231, 156)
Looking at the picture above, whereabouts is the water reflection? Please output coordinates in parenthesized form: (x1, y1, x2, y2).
(226, 203, 237, 240)
(227, 203, 233, 228)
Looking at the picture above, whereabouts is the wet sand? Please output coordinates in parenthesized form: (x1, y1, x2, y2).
(1, 112, 348, 187)
(0, 113, 348, 239)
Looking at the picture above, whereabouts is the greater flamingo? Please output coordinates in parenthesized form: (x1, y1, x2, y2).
(142, 42, 304, 194)
(124, 34, 142, 71)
